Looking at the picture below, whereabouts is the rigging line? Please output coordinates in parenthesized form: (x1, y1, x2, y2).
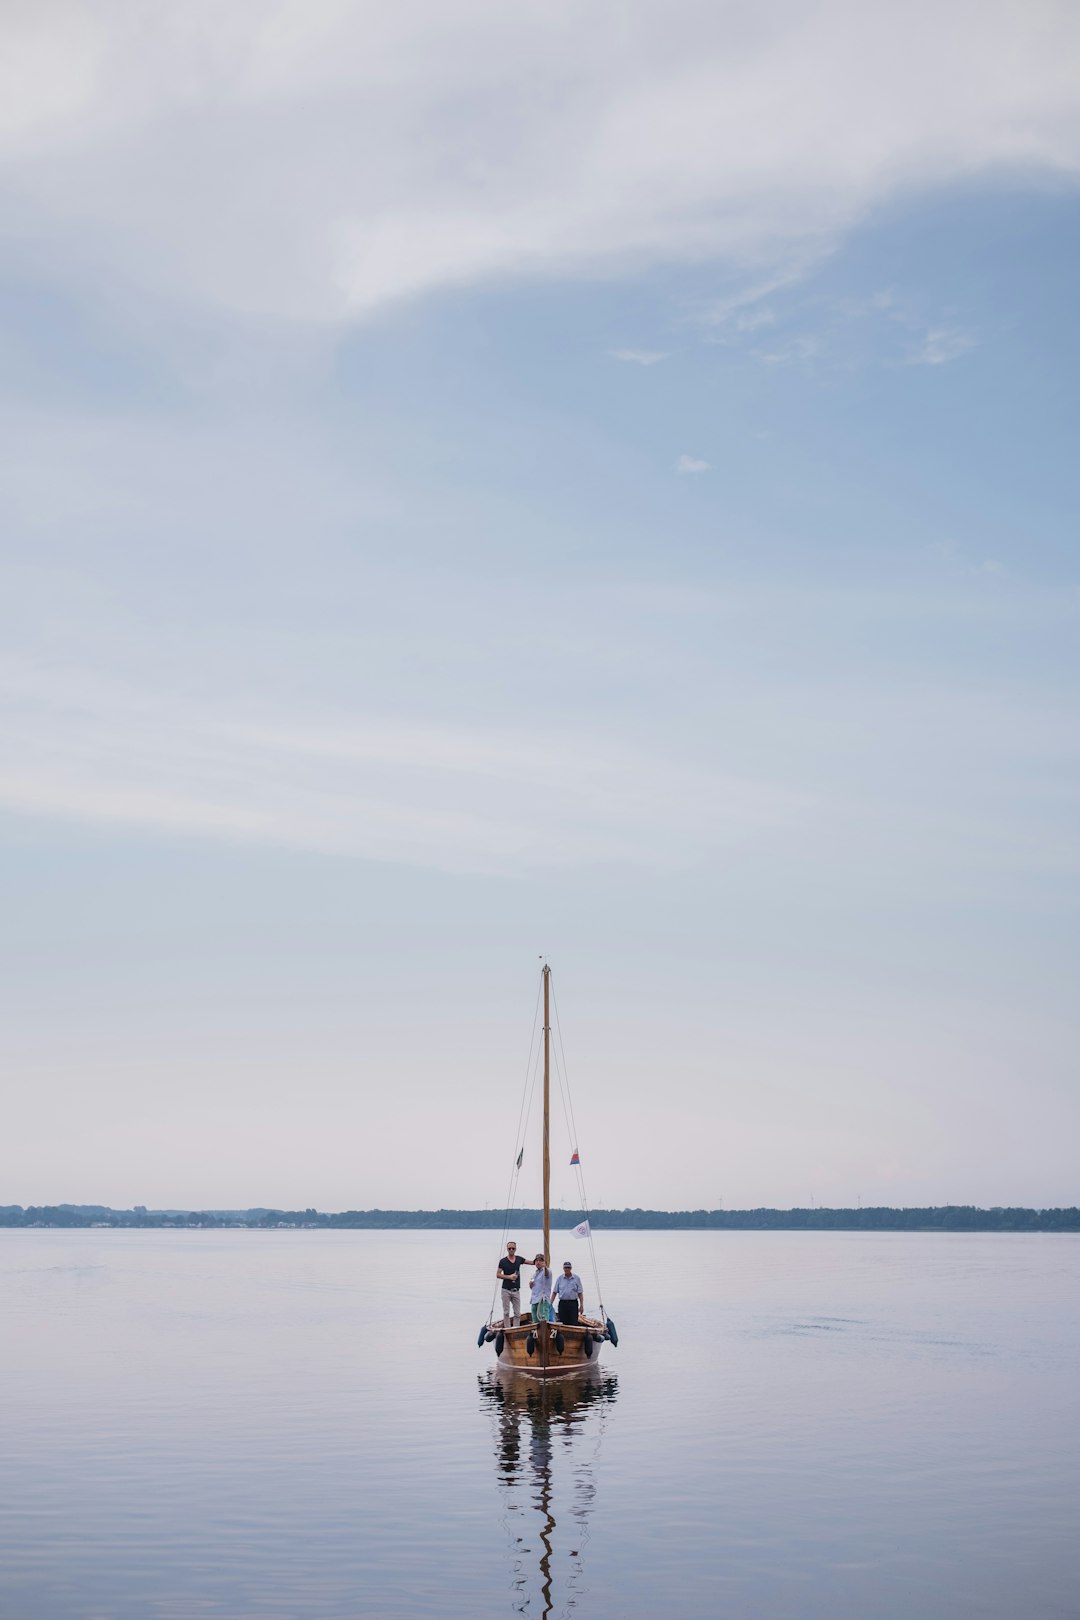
(511, 977, 544, 1176)
(550, 1041, 582, 1209)
(497, 1028, 543, 1296)
(491, 977, 544, 1320)
(551, 987, 607, 1319)
(549, 1024, 578, 1183)
(517, 992, 545, 1185)
(508, 1036, 543, 1220)
(498, 1035, 543, 1256)
(549, 1017, 605, 1317)
(499, 978, 543, 1227)
(549, 984, 598, 1225)
(555, 1087, 604, 1313)
(519, 1047, 542, 1218)
(550, 977, 584, 1157)
(550, 1036, 576, 1180)
(550, 977, 600, 1229)
(579, 1203, 604, 1318)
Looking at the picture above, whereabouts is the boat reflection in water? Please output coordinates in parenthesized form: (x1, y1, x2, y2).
(479, 1367, 618, 1618)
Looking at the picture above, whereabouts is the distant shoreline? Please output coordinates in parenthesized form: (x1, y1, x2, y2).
(2, 1204, 1077, 1232)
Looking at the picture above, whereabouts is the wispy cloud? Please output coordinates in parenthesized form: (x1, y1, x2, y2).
(733, 307, 777, 335)
(753, 334, 822, 367)
(609, 348, 669, 366)
(1, 6, 1078, 321)
(704, 283, 978, 375)
(699, 260, 824, 332)
(676, 454, 709, 474)
(0, 661, 806, 875)
(907, 326, 977, 366)
(927, 538, 1006, 580)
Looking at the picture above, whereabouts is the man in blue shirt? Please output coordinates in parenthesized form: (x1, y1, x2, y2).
(552, 1261, 584, 1325)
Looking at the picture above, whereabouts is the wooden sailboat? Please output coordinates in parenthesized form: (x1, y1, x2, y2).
(483, 965, 616, 1379)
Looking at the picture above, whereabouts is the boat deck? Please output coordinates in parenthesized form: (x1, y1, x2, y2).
(490, 1316, 606, 1377)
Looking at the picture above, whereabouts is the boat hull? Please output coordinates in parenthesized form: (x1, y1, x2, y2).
(493, 1317, 604, 1378)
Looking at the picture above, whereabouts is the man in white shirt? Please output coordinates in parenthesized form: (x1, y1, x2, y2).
(529, 1254, 553, 1322)
(552, 1261, 584, 1325)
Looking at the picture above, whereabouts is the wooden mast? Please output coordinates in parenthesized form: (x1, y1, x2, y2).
(494, 961, 609, 1374)
(542, 964, 551, 1268)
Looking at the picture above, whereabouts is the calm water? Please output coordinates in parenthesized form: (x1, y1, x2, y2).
(1, 1228, 1078, 1619)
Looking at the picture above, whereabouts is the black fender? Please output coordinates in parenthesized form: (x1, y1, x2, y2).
(554, 1330, 565, 1354)
(494, 1331, 505, 1355)
(526, 1332, 537, 1357)
(605, 1316, 619, 1347)
(477, 1323, 489, 1348)
(583, 1333, 593, 1358)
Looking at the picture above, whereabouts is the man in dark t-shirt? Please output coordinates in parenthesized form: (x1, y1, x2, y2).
(496, 1241, 524, 1327)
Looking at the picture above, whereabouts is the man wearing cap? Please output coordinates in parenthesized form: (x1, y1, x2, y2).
(552, 1261, 584, 1326)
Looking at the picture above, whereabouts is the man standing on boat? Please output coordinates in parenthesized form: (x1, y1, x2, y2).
(496, 1242, 524, 1327)
(552, 1261, 584, 1326)
(529, 1254, 554, 1322)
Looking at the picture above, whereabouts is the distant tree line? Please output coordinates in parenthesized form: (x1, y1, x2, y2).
(2, 1203, 1078, 1231)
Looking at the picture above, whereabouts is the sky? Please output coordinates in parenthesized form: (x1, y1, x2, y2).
(2, 0, 1079, 1212)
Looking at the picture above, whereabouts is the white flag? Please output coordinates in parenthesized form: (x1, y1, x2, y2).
(572, 1220, 590, 1239)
